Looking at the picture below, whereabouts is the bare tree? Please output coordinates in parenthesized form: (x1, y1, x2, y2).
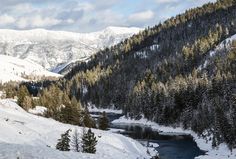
(71, 129, 81, 152)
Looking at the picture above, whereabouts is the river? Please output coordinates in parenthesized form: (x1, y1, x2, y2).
(91, 112, 205, 159)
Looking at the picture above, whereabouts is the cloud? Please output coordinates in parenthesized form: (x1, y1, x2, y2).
(0, 0, 218, 32)
(57, 10, 84, 21)
(8, 3, 34, 14)
(0, 14, 15, 26)
(128, 10, 154, 24)
(16, 15, 61, 29)
(155, 0, 178, 4)
(92, 0, 121, 10)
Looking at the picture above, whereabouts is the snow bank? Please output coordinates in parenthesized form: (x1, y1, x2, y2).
(0, 99, 153, 159)
(88, 104, 123, 114)
(29, 106, 47, 115)
(112, 116, 236, 159)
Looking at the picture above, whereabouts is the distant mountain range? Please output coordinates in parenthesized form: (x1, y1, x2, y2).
(0, 27, 141, 74)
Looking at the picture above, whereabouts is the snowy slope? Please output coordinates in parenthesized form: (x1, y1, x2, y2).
(0, 99, 154, 159)
(198, 34, 236, 70)
(0, 55, 61, 83)
(0, 27, 141, 72)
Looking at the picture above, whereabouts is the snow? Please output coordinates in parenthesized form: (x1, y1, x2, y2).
(198, 34, 236, 71)
(108, 128, 125, 133)
(134, 44, 159, 59)
(198, 60, 209, 70)
(0, 99, 154, 159)
(0, 55, 61, 83)
(150, 44, 159, 51)
(28, 106, 47, 115)
(209, 51, 216, 57)
(210, 34, 236, 57)
(112, 116, 236, 159)
(88, 104, 123, 114)
(0, 27, 142, 71)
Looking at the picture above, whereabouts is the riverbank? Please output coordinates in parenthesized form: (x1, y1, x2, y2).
(112, 116, 236, 159)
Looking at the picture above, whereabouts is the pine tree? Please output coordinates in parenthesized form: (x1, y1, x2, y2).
(83, 108, 96, 128)
(17, 85, 30, 108)
(22, 96, 32, 110)
(56, 129, 71, 151)
(98, 111, 109, 130)
(82, 128, 98, 154)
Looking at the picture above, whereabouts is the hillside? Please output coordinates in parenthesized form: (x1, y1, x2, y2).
(0, 55, 60, 83)
(0, 27, 141, 72)
(38, 0, 236, 151)
(0, 99, 154, 159)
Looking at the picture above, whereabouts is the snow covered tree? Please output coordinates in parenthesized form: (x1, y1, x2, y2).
(82, 128, 97, 154)
(56, 129, 71, 151)
(71, 129, 81, 152)
(98, 111, 109, 130)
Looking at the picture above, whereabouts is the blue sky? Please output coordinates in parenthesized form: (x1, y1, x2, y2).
(0, 0, 216, 32)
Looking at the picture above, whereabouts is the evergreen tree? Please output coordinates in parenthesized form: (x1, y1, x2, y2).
(83, 107, 96, 128)
(82, 128, 97, 154)
(56, 129, 71, 151)
(98, 111, 109, 130)
(22, 96, 32, 110)
(17, 85, 30, 108)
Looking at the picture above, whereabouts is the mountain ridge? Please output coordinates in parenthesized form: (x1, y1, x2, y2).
(0, 26, 141, 71)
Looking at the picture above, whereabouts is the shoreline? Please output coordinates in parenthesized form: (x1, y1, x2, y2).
(112, 116, 236, 159)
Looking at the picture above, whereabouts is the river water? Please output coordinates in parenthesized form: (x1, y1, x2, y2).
(91, 112, 205, 159)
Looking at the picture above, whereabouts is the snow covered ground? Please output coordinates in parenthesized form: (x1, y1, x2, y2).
(0, 55, 61, 83)
(0, 99, 155, 159)
(28, 106, 47, 115)
(112, 116, 236, 159)
(88, 104, 123, 114)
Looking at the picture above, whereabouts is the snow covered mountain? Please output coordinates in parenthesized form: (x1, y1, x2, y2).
(0, 27, 141, 72)
(0, 55, 61, 83)
(0, 99, 154, 159)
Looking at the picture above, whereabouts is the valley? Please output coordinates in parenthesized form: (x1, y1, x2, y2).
(0, 0, 236, 159)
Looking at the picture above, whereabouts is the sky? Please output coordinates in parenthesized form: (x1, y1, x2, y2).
(0, 0, 217, 33)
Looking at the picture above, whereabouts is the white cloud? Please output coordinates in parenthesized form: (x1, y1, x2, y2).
(155, 0, 178, 4)
(65, 19, 75, 24)
(10, 3, 34, 14)
(0, 0, 218, 32)
(128, 10, 154, 24)
(16, 15, 61, 29)
(0, 14, 15, 26)
(16, 17, 28, 29)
